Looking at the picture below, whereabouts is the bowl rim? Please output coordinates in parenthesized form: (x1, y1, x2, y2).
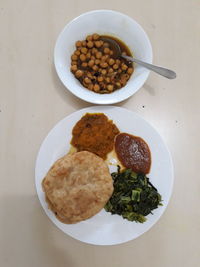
(54, 9, 153, 104)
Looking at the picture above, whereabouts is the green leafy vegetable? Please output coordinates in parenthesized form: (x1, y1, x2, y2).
(104, 167, 162, 223)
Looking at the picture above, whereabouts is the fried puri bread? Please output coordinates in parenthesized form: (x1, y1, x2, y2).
(42, 151, 113, 224)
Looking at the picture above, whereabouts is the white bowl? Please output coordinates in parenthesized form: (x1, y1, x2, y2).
(54, 10, 153, 104)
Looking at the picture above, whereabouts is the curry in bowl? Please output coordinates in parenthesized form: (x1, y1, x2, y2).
(70, 33, 134, 94)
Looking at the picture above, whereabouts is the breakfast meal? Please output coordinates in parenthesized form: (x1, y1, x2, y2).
(70, 33, 134, 94)
(42, 112, 162, 224)
(71, 113, 119, 159)
(42, 151, 113, 224)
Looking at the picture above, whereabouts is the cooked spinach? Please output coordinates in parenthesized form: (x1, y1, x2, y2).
(104, 167, 162, 223)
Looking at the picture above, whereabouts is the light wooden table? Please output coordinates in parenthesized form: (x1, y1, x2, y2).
(1, 1, 199, 266)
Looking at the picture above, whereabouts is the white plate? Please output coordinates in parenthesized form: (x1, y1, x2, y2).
(35, 106, 173, 245)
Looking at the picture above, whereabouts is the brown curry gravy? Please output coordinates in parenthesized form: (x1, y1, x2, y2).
(100, 35, 133, 62)
(115, 133, 151, 174)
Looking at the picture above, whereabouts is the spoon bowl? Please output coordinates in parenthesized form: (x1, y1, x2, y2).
(101, 36, 176, 79)
(54, 9, 154, 104)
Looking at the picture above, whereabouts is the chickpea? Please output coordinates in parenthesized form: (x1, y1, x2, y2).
(92, 48, 98, 54)
(116, 82, 121, 88)
(96, 52, 102, 59)
(71, 61, 77, 65)
(100, 62, 108, 68)
(81, 47, 88, 54)
(91, 55, 95, 60)
(80, 54, 86, 61)
(84, 77, 91, 84)
(75, 41, 82, 47)
(108, 58, 115, 65)
(95, 59, 100, 65)
(120, 74, 128, 85)
(75, 50, 81, 56)
(116, 59, 121, 65)
(71, 54, 78, 61)
(118, 69, 122, 74)
(127, 67, 133, 74)
(83, 81, 88, 88)
(122, 51, 127, 56)
(88, 59, 95, 67)
(70, 64, 77, 72)
(81, 40, 87, 47)
(92, 65, 98, 71)
(95, 41, 103, 48)
(86, 52, 91, 59)
(101, 69, 107, 75)
(92, 75, 97, 81)
(97, 76, 104, 82)
(101, 55, 108, 61)
(108, 68, 114, 73)
(75, 70, 83, 78)
(104, 47, 110, 54)
(81, 62, 87, 68)
(87, 41, 94, 48)
(121, 63, 128, 71)
(86, 35, 92, 41)
(86, 72, 93, 79)
(107, 84, 114, 92)
(93, 83, 100, 92)
(88, 84, 94, 91)
(105, 77, 111, 83)
(113, 64, 119, 70)
(92, 33, 99, 40)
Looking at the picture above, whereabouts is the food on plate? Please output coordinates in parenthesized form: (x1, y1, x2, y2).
(41, 111, 162, 225)
(71, 113, 119, 159)
(68, 113, 157, 223)
(70, 33, 134, 93)
(42, 151, 113, 224)
(115, 133, 151, 174)
(104, 167, 162, 223)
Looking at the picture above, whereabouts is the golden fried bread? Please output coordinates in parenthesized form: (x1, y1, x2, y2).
(42, 151, 113, 223)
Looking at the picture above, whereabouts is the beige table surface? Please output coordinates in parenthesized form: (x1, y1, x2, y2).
(1, 0, 200, 266)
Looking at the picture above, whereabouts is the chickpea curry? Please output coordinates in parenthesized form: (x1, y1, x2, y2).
(71, 113, 119, 159)
(70, 33, 134, 94)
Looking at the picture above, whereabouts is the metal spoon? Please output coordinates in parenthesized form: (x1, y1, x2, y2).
(101, 37, 176, 79)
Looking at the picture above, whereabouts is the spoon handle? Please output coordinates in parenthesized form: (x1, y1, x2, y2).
(122, 55, 176, 79)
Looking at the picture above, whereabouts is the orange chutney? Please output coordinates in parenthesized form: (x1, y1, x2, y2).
(71, 113, 119, 160)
